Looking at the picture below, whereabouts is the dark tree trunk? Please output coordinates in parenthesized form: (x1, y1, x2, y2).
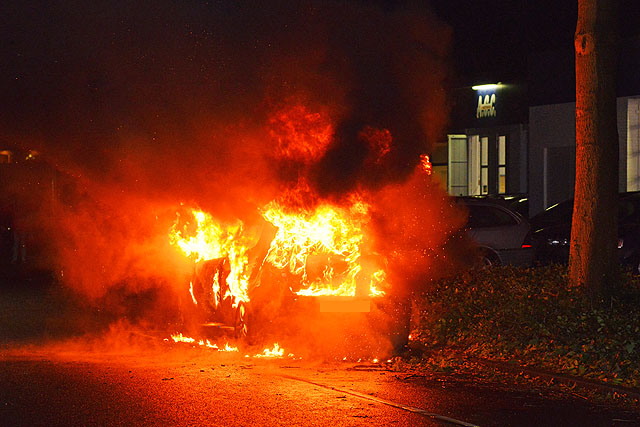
(569, 0, 619, 300)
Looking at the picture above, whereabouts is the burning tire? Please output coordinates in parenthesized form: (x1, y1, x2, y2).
(187, 257, 248, 339)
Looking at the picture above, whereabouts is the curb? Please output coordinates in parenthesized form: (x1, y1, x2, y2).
(405, 343, 640, 401)
(472, 356, 640, 401)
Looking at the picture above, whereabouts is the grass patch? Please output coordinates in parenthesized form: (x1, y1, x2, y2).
(412, 265, 640, 388)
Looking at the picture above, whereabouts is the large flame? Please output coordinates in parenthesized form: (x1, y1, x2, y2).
(261, 198, 384, 297)
(170, 209, 256, 306)
(170, 199, 386, 302)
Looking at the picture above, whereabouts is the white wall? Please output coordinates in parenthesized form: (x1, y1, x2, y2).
(528, 97, 637, 216)
(529, 102, 576, 216)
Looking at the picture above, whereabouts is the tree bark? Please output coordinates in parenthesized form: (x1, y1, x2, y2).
(569, 0, 619, 300)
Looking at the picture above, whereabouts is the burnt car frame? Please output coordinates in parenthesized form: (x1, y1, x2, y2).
(185, 243, 409, 355)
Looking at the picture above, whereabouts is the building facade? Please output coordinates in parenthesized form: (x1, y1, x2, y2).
(435, 82, 528, 199)
(436, 38, 640, 217)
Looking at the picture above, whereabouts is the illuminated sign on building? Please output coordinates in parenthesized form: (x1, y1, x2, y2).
(476, 93, 496, 118)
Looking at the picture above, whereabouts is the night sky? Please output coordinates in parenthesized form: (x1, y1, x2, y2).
(2, 0, 640, 147)
(4, 1, 639, 119)
(0, 1, 451, 193)
(429, 0, 640, 87)
(2, 0, 640, 161)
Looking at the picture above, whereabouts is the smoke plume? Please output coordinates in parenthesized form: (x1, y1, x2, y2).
(1, 0, 461, 332)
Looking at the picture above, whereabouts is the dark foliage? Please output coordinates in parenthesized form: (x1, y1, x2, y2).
(413, 265, 640, 387)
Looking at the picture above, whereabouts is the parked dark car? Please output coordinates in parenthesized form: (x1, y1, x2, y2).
(457, 197, 535, 266)
(504, 194, 529, 218)
(530, 192, 640, 271)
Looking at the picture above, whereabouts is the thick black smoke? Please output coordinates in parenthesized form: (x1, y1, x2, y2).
(312, 4, 450, 195)
(0, 1, 457, 309)
(1, 0, 450, 199)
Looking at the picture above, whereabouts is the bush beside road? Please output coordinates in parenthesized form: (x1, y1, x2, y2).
(411, 265, 640, 392)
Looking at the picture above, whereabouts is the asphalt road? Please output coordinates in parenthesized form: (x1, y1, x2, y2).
(1, 276, 639, 426)
(2, 344, 639, 427)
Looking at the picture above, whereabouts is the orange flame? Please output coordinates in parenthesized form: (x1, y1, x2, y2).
(188, 281, 198, 305)
(420, 154, 432, 175)
(223, 343, 239, 352)
(261, 198, 385, 297)
(170, 199, 388, 304)
(269, 105, 333, 162)
(171, 332, 195, 343)
(211, 270, 220, 309)
(170, 210, 257, 306)
(170, 333, 239, 352)
(255, 343, 285, 358)
(169, 333, 292, 359)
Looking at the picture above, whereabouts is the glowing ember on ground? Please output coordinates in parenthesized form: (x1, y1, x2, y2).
(169, 333, 238, 352)
(254, 343, 285, 358)
(223, 343, 239, 352)
(197, 339, 219, 349)
(171, 333, 195, 343)
(168, 334, 291, 358)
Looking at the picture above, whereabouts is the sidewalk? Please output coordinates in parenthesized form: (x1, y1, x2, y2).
(402, 342, 640, 403)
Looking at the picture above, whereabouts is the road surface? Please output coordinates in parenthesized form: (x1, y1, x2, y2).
(2, 342, 639, 426)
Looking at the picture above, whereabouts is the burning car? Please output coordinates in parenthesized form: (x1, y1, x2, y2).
(168, 196, 409, 355)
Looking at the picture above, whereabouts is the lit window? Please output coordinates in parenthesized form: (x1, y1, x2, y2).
(498, 135, 507, 194)
(448, 135, 468, 196)
(481, 137, 489, 194)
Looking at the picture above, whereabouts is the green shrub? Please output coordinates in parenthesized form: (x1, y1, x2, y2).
(413, 265, 640, 387)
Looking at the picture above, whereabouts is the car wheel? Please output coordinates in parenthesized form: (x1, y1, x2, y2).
(480, 249, 500, 267)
